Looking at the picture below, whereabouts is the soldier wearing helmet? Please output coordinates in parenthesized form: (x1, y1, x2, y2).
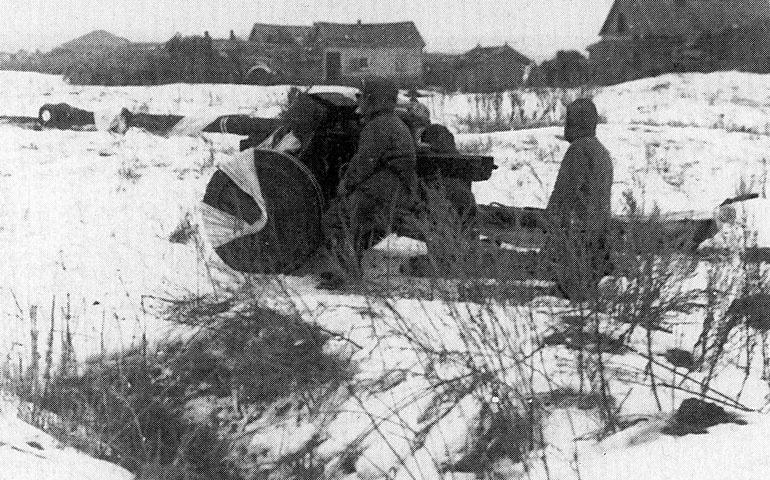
(319, 76, 419, 286)
(544, 98, 614, 300)
(338, 76, 418, 197)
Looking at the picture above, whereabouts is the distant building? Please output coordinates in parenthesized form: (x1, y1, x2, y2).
(57, 30, 131, 55)
(53, 22, 427, 87)
(307, 21, 425, 86)
(452, 44, 531, 93)
(422, 52, 457, 90)
(588, 0, 770, 83)
(235, 20, 426, 86)
(199, 27, 302, 85)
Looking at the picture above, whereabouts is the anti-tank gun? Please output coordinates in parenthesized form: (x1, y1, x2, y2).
(201, 90, 497, 274)
(238, 90, 496, 203)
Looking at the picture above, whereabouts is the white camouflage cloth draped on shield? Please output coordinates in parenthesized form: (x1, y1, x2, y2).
(200, 147, 269, 249)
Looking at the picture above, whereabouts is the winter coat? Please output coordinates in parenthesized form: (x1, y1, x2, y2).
(323, 109, 419, 253)
(420, 124, 477, 220)
(544, 98, 614, 300)
(342, 110, 418, 195)
(547, 99, 613, 230)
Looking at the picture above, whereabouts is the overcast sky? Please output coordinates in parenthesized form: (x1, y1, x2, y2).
(2, 0, 614, 61)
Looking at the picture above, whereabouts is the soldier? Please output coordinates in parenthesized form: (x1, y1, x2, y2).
(544, 98, 614, 301)
(420, 124, 477, 221)
(318, 77, 419, 287)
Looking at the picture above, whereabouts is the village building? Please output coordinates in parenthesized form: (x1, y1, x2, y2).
(588, 0, 770, 84)
(452, 43, 531, 92)
(49, 22, 427, 87)
(208, 21, 426, 86)
(238, 24, 314, 84)
(221, 21, 426, 86)
(423, 45, 531, 93)
(306, 21, 425, 86)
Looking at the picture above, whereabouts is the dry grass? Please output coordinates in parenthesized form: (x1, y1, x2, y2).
(6, 192, 765, 480)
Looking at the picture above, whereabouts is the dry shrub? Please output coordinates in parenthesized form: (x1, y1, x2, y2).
(169, 304, 352, 405)
(362, 192, 753, 475)
(26, 299, 352, 479)
(38, 352, 231, 478)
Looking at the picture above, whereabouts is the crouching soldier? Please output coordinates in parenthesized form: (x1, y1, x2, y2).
(420, 124, 477, 221)
(318, 77, 419, 288)
(544, 98, 614, 301)
(398, 96, 476, 222)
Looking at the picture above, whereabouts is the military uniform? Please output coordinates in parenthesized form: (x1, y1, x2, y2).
(420, 124, 477, 220)
(544, 98, 614, 300)
(320, 78, 419, 279)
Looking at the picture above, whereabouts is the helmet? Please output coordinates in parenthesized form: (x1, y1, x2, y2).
(359, 77, 399, 115)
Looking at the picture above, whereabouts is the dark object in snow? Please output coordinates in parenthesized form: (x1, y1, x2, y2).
(477, 204, 544, 230)
(663, 348, 696, 370)
(727, 294, 770, 332)
(0, 115, 39, 129)
(721, 193, 760, 205)
(38, 103, 95, 130)
(662, 398, 746, 436)
(542, 331, 568, 346)
(316, 270, 347, 291)
(168, 215, 197, 245)
(111, 108, 183, 134)
(542, 329, 626, 354)
(542, 314, 627, 354)
(452, 405, 539, 473)
(26, 441, 44, 450)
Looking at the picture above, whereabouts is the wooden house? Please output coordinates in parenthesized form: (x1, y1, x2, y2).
(588, 0, 770, 83)
(307, 21, 425, 86)
(452, 44, 531, 92)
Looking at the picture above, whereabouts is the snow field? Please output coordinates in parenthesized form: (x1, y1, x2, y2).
(0, 70, 768, 478)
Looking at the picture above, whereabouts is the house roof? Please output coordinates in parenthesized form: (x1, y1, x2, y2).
(311, 21, 426, 48)
(600, 0, 770, 37)
(459, 44, 531, 65)
(249, 23, 312, 44)
(59, 30, 130, 50)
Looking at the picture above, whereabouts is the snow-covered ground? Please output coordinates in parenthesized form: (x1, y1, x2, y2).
(0, 393, 132, 480)
(0, 70, 769, 479)
(468, 123, 770, 216)
(186, 272, 770, 480)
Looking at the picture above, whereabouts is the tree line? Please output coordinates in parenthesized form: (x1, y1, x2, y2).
(0, 34, 240, 86)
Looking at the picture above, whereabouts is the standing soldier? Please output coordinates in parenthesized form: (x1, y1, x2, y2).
(545, 98, 614, 300)
(318, 77, 419, 287)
